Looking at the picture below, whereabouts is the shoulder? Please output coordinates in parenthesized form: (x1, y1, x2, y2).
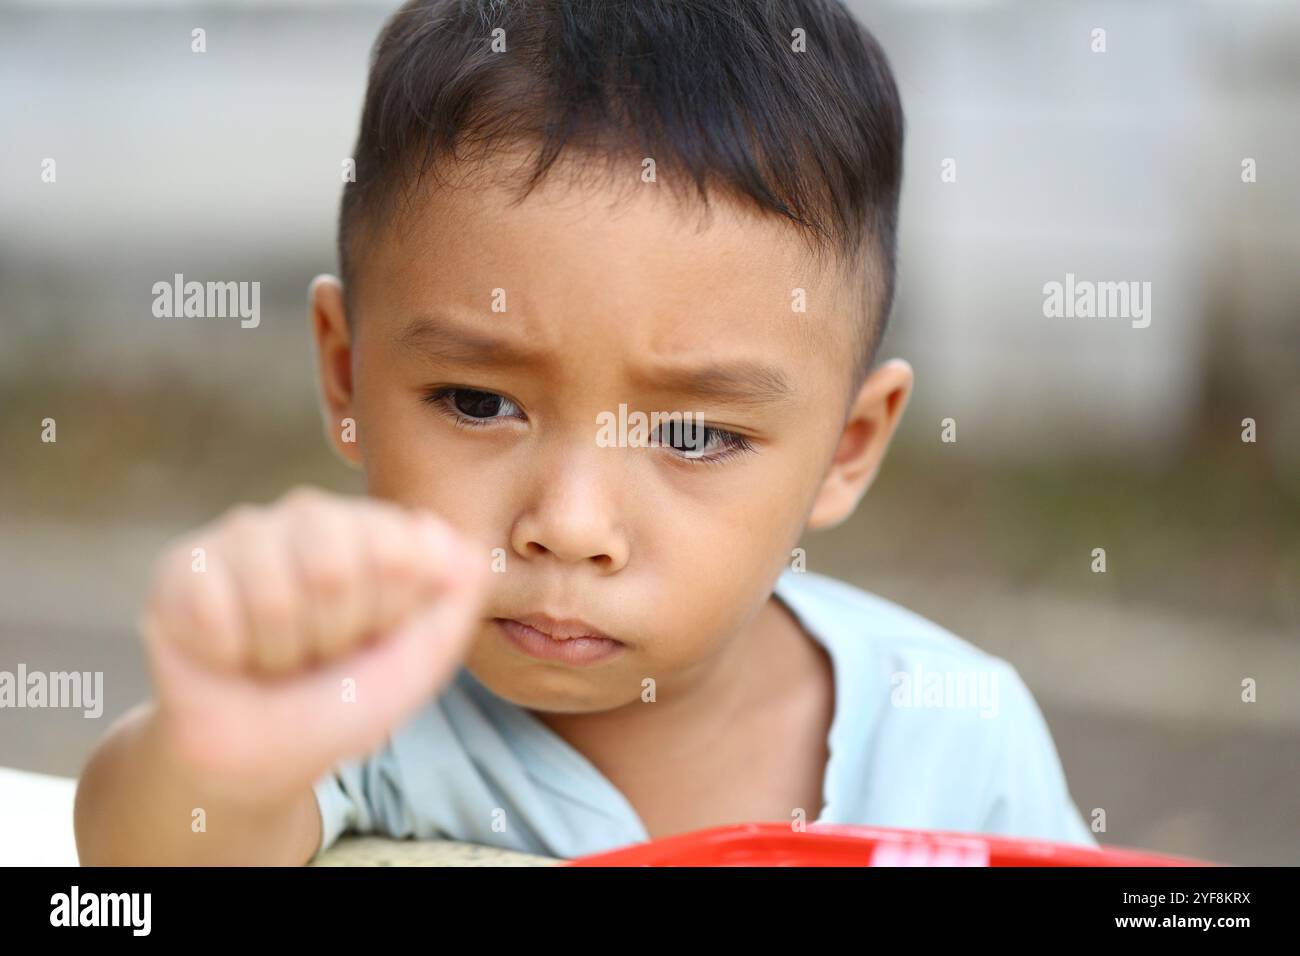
(774, 569, 1006, 670)
(776, 571, 1096, 846)
(774, 570, 1040, 739)
(773, 569, 1040, 756)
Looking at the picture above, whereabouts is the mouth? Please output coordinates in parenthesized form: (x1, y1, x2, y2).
(492, 614, 625, 665)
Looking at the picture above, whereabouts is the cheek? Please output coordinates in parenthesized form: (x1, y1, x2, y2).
(359, 400, 439, 497)
(640, 512, 786, 650)
(660, 449, 812, 550)
(354, 386, 487, 516)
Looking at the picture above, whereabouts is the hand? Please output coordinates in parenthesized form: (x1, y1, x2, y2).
(138, 487, 488, 804)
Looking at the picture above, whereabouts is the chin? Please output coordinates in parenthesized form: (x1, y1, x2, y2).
(463, 649, 633, 714)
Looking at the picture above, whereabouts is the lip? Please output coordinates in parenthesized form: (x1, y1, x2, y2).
(494, 615, 625, 665)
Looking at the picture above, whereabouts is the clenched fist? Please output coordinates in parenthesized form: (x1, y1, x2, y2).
(138, 487, 489, 805)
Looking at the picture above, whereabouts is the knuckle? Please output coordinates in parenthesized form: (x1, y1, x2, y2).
(144, 542, 204, 633)
(221, 504, 263, 540)
(181, 575, 232, 642)
(298, 552, 352, 600)
(155, 536, 196, 582)
(368, 535, 417, 586)
(283, 485, 326, 514)
(245, 584, 297, 637)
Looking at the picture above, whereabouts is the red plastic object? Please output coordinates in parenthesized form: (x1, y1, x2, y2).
(566, 821, 1217, 867)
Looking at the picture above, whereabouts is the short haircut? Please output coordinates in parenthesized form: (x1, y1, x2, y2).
(338, 0, 905, 388)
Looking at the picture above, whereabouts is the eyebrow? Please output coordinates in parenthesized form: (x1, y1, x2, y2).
(394, 315, 544, 368)
(631, 359, 794, 409)
(395, 313, 794, 408)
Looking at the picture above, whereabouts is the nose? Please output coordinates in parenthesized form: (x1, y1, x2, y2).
(508, 447, 630, 573)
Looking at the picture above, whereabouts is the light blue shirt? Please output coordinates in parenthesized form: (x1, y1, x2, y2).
(311, 569, 1097, 861)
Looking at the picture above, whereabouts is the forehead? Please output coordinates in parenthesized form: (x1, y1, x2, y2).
(353, 155, 858, 396)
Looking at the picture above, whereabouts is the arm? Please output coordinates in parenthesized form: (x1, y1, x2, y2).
(74, 700, 322, 866)
(73, 488, 486, 867)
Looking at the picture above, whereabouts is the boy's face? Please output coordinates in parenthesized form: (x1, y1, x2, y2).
(312, 155, 911, 714)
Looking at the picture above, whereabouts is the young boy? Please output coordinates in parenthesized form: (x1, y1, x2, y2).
(74, 0, 1095, 865)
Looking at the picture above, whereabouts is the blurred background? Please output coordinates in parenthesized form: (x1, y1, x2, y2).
(1, 0, 1296, 865)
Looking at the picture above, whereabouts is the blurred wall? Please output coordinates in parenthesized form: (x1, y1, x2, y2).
(3, 1, 1297, 459)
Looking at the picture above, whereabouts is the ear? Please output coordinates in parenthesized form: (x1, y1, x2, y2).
(309, 274, 362, 467)
(806, 358, 913, 530)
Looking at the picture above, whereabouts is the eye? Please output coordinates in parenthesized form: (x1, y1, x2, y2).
(651, 417, 754, 465)
(422, 387, 524, 427)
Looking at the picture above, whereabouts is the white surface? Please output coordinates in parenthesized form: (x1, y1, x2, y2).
(0, 767, 79, 866)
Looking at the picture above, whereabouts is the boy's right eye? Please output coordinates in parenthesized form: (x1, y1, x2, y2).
(422, 387, 525, 425)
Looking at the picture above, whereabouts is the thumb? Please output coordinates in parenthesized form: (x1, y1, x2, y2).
(316, 548, 490, 755)
(149, 542, 490, 799)
(290, 541, 490, 771)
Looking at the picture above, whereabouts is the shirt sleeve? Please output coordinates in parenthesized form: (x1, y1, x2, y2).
(978, 661, 1099, 849)
(308, 746, 407, 863)
(310, 761, 364, 863)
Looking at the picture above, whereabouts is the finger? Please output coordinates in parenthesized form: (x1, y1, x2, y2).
(279, 541, 489, 769)
(141, 534, 246, 673)
(223, 508, 309, 676)
(357, 502, 453, 639)
(286, 496, 367, 664)
(150, 542, 488, 798)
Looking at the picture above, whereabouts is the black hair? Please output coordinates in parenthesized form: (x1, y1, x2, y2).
(339, 0, 904, 382)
